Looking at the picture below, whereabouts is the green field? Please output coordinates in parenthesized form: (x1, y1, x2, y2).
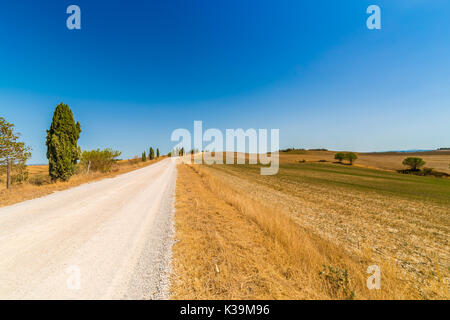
(213, 162, 450, 205)
(282, 163, 450, 204)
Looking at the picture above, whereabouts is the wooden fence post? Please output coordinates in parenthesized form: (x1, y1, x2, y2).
(6, 158, 12, 189)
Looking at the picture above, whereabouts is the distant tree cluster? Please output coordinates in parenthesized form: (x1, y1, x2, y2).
(171, 147, 185, 156)
(308, 148, 328, 152)
(280, 148, 328, 153)
(280, 148, 305, 152)
(334, 152, 358, 165)
(141, 146, 161, 162)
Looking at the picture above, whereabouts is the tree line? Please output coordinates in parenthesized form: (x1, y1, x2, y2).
(141, 147, 160, 162)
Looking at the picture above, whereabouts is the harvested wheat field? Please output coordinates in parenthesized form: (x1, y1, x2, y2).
(171, 161, 449, 299)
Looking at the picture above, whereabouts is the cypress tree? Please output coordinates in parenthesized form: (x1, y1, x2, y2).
(149, 147, 155, 160)
(156, 148, 160, 158)
(46, 103, 81, 181)
(142, 151, 147, 162)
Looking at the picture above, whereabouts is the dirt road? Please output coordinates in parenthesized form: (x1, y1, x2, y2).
(0, 158, 177, 299)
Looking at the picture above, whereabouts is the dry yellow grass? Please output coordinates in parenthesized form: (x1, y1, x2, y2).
(205, 159, 449, 299)
(171, 163, 442, 299)
(26, 165, 48, 176)
(0, 157, 165, 208)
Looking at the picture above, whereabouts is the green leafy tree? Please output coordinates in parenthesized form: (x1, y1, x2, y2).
(46, 103, 81, 181)
(156, 148, 160, 158)
(80, 149, 121, 173)
(149, 147, 155, 160)
(334, 152, 345, 163)
(142, 151, 147, 162)
(402, 157, 425, 171)
(344, 152, 358, 165)
(0, 117, 32, 188)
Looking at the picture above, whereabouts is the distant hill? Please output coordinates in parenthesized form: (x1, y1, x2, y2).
(365, 150, 450, 156)
(373, 149, 433, 153)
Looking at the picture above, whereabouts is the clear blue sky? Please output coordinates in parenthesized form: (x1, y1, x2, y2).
(1, 0, 449, 164)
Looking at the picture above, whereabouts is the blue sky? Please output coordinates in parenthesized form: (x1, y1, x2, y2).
(0, 0, 449, 164)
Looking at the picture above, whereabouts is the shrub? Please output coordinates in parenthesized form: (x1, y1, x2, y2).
(128, 156, 140, 166)
(11, 171, 29, 184)
(418, 168, 449, 178)
(421, 167, 434, 176)
(431, 171, 449, 178)
(29, 174, 51, 186)
(280, 148, 306, 154)
(319, 265, 355, 300)
(402, 157, 425, 171)
(80, 148, 121, 173)
(172, 147, 185, 156)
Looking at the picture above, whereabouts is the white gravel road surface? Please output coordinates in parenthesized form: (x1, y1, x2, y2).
(0, 158, 177, 299)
